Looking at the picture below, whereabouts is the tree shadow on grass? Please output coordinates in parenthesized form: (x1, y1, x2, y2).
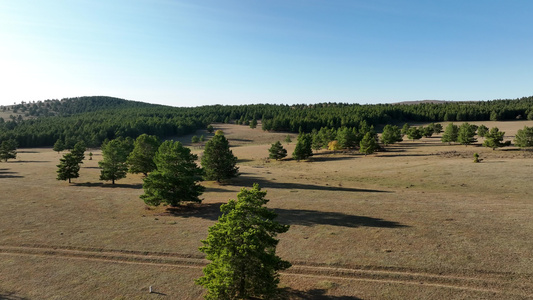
(237, 158, 253, 163)
(8, 160, 50, 163)
(395, 142, 450, 147)
(229, 176, 391, 193)
(273, 208, 407, 228)
(168, 203, 408, 229)
(0, 292, 29, 300)
(281, 288, 363, 300)
(0, 169, 23, 178)
(310, 156, 358, 162)
(204, 186, 235, 193)
(73, 182, 142, 189)
(229, 138, 253, 143)
(377, 153, 433, 158)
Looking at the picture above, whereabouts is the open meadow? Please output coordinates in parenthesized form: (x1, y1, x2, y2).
(1, 121, 533, 299)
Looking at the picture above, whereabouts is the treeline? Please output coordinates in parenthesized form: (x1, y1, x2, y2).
(0, 104, 206, 148)
(261, 97, 533, 132)
(1, 95, 533, 148)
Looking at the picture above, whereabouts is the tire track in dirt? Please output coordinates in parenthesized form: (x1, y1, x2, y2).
(0, 244, 530, 297)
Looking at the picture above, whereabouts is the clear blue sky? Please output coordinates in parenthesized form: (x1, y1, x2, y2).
(1, 0, 532, 107)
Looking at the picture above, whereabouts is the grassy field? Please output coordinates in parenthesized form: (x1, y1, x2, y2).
(1, 121, 533, 299)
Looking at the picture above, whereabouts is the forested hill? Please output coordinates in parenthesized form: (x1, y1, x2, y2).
(1, 96, 154, 118)
(0, 95, 532, 148)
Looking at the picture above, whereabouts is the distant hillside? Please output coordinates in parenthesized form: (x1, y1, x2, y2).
(394, 100, 451, 105)
(1, 95, 533, 148)
(0, 96, 156, 119)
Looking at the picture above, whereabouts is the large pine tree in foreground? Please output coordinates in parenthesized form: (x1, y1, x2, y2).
(196, 184, 291, 300)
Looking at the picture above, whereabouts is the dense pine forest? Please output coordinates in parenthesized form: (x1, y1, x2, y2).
(0, 95, 532, 148)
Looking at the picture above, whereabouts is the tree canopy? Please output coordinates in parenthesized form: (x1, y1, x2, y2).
(514, 126, 533, 148)
(201, 133, 239, 182)
(482, 127, 505, 150)
(360, 132, 378, 155)
(268, 141, 287, 161)
(141, 140, 204, 207)
(56, 152, 80, 183)
(457, 123, 477, 146)
(0, 139, 17, 162)
(99, 138, 132, 184)
(196, 184, 290, 299)
(127, 134, 161, 176)
(292, 133, 313, 161)
(441, 123, 459, 144)
(380, 124, 403, 145)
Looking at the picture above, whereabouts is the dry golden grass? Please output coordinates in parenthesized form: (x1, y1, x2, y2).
(1, 121, 533, 299)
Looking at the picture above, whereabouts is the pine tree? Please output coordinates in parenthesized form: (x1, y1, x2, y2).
(441, 123, 459, 144)
(457, 123, 477, 146)
(191, 135, 200, 143)
(483, 127, 505, 150)
(250, 118, 257, 129)
(401, 123, 410, 136)
(284, 135, 292, 144)
(53, 139, 65, 154)
(336, 127, 357, 149)
(292, 133, 312, 161)
(201, 133, 239, 182)
(141, 140, 204, 207)
(432, 123, 443, 134)
(99, 138, 131, 184)
(514, 126, 533, 148)
(71, 141, 86, 164)
(421, 126, 434, 138)
(196, 184, 291, 299)
(407, 127, 422, 141)
(268, 141, 287, 160)
(0, 139, 17, 162)
(381, 124, 403, 145)
(207, 124, 214, 133)
(127, 134, 161, 176)
(477, 125, 489, 138)
(56, 153, 80, 183)
(360, 132, 377, 155)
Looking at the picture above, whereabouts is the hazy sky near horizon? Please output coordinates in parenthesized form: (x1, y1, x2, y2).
(1, 0, 532, 107)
